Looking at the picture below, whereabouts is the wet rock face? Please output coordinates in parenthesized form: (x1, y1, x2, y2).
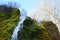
(42, 21, 60, 40)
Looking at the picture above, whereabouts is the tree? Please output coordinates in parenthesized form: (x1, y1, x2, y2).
(43, 0, 60, 32)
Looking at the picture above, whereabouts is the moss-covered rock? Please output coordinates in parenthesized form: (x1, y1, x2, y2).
(41, 21, 60, 40)
(0, 5, 20, 40)
(0, 5, 60, 40)
(18, 17, 52, 40)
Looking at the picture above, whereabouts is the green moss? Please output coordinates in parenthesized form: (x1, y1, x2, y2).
(0, 6, 20, 40)
(18, 17, 52, 40)
(0, 11, 7, 22)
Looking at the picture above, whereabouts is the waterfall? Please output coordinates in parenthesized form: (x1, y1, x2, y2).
(11, 8, 26, 40)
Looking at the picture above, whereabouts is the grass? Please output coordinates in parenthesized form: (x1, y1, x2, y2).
(18, 17, 52, 40)
(0, 8, 20, 40)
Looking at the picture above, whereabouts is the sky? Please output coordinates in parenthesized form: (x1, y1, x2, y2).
(0, 0, 60, 31)
(0, 0, 43, 13)
(0, 0, 60, 14)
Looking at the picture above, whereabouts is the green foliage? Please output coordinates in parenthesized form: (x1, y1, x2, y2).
(18, 17, 52, 40)
(0, 6, 20, 40)
(0, 11, 8, 22)
(0, 5, 60, 40)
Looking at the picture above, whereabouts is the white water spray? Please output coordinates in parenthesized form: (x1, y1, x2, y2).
(11, 8, 26, 40)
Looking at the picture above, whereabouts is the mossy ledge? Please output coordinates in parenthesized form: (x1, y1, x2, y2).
(18, 17, 53, 40)
(0, 5, 60, 40)
(0, 5, 20, 40)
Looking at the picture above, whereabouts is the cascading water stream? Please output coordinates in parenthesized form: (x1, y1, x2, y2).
(11, 8, 26, 40)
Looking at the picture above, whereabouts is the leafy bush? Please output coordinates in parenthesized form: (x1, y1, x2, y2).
(18, 17, 52, 40)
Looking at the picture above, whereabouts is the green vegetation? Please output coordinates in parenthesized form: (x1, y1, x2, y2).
(0, 5, 60, 40)
(0, 5, 20, 40)
(18, 17, 52, 40)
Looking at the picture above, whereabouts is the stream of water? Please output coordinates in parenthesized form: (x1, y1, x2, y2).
(11, 8, 26, 40)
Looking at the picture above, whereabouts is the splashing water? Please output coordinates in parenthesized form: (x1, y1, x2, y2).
(11, 8, 26, 40)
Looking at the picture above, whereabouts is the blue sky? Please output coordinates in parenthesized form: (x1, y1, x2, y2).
(0, 0, 43, 13)
(0, 0, 60, 14)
